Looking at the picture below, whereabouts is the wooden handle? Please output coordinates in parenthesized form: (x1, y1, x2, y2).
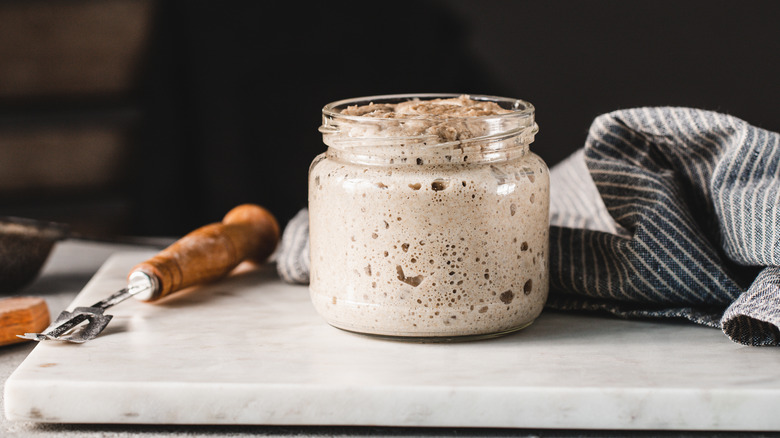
(129, 204, 280, 302)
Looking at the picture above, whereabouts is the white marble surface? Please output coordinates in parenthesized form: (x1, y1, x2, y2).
(5, 251, 780, 431)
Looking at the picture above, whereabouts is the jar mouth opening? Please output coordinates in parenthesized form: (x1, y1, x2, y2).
(321, 93, 535, 123)
(320, 93, 538, 156)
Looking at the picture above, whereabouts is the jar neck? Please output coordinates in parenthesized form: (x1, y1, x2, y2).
(325, 127, 535, 166)
(319, 93, 538, 166)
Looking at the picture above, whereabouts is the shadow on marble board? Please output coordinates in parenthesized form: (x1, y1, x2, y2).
(135, 262, 283, 311)
(477, 309, 717, 348)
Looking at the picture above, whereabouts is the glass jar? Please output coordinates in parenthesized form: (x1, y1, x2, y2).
(308, 93, 549, 341)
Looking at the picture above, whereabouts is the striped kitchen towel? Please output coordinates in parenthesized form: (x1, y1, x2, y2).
(276, 107, 780, 346)
(275, 208, 310, 285)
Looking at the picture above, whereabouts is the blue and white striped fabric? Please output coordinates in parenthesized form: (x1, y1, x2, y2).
(275, 208, 310, 284)
(548, 107, 779, 346)
(276, 107, 780, 346)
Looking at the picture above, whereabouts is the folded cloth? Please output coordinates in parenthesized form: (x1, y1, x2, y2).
(275, 208, 310, 285)
(276, 107, 780, 346)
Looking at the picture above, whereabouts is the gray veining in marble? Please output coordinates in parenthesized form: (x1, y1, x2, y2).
(5, 252, 780, 430)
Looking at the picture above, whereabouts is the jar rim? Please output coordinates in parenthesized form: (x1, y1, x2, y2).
(320, 93, 538, 165)
(321, 93, 535, 123)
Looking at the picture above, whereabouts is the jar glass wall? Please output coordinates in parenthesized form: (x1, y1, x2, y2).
(308, 94, 549, 341)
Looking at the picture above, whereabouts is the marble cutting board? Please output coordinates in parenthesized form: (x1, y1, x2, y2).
(5, 252, 780, 430)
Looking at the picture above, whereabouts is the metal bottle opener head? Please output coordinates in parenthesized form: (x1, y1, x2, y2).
(18, 272, 158, 343)
(20, 307, 114, 343)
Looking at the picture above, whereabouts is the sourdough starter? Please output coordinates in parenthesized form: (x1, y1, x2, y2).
(309, 94, 549, 339)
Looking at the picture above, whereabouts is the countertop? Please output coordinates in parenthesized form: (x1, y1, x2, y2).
(1, 240, 779, 438)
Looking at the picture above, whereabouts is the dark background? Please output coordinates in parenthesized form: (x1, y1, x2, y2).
(1, 0, 778, 238)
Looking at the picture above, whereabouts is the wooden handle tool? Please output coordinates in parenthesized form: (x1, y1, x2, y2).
(18, 203, 280, 343)
(129, 203, 280, 302)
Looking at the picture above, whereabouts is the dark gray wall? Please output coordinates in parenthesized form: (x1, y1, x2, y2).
(439, 0, 780, 166)
(5, 1, 774, 236)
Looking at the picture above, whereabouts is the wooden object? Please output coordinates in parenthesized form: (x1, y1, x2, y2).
(0, 297, 50, 346)
(130, 204, 280, 301)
